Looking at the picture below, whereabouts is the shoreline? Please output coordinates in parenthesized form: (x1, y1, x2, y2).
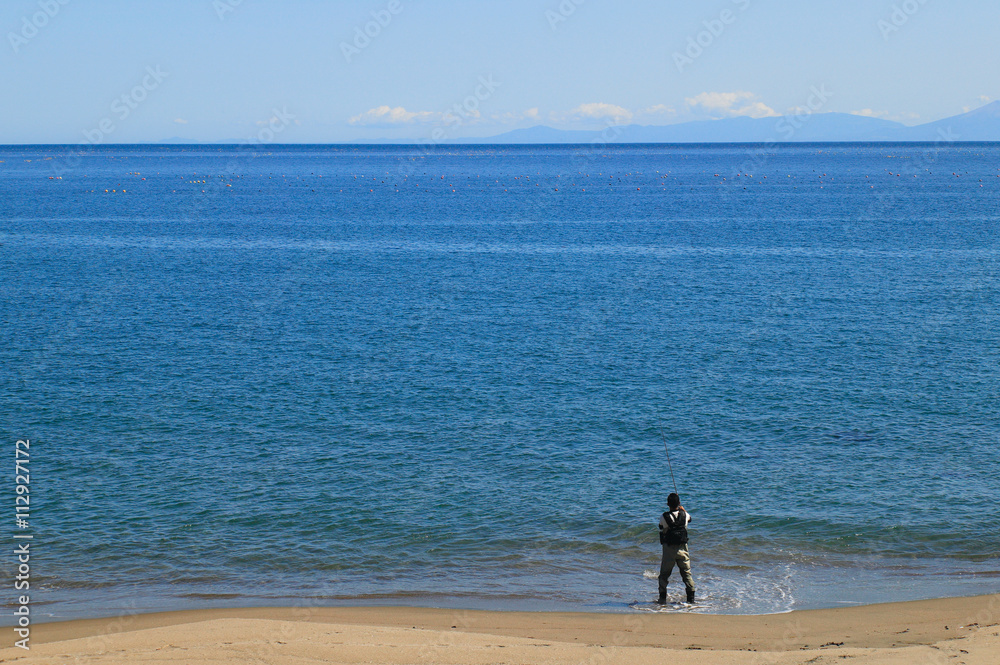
(4, 594, 998, 663)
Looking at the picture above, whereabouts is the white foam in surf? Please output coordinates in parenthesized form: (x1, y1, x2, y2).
(636, 563, 796, 614)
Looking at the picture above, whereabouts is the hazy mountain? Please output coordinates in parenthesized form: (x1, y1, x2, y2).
(477, 125, 603, 144)
(463, 102, 1000, 144)
(905, 101, 1000, 141)
(153, 102, 1000, 145)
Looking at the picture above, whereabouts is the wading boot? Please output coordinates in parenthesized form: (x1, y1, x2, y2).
(656, 590, 666, 604)
(686, 588, 695, 604)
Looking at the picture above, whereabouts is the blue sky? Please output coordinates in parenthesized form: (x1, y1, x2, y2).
(2, 0, 997, 143)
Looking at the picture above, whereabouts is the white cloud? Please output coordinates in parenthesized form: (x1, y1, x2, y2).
(962, 96, 994, 113)
(348, 105, 440, 126)
(685, 92, 778, 119)
(173, 118, 188, 124)
(566, 102, 633, 123)
(850, 108, 920, 124)
(546, 103, 676, 127)
(851, 108, 889, 118)
(490, 108, 541, 124)
(636, 104, 676, 119)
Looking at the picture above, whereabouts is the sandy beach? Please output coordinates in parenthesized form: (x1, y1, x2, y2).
(2, 594, 997, 664)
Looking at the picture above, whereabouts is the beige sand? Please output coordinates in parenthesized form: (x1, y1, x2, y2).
(3, 594, 998, 664)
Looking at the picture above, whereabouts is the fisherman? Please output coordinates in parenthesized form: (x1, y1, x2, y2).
(657, 492, 695, 604)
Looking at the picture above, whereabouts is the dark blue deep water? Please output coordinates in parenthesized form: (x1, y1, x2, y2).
(2, 143, 999, 619)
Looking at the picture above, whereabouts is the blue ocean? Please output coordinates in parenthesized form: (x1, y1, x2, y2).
(2, 143, 998, 620)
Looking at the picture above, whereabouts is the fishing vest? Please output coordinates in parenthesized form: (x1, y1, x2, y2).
(659, 509, 688, 546)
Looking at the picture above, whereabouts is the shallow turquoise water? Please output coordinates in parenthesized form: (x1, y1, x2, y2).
(1, 143, 998, 619)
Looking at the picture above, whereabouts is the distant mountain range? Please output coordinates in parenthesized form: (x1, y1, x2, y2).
(464, 101, 1000, 144)
(153, 101, 1000, 145)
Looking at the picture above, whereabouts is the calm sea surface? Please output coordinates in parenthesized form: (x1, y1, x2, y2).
(2, 143, 999, 619)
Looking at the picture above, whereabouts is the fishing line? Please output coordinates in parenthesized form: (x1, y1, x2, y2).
(657, 421, 679, 495)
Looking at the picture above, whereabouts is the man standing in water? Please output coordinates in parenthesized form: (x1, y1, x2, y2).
(658, 492, 695, 604)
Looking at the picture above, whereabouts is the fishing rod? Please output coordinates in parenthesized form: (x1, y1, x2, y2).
(656, 421, 679, 496)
